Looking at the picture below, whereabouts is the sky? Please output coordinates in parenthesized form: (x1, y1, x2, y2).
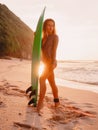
(0, 0, 98, 60)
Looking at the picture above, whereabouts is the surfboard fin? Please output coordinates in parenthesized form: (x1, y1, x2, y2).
(28, 98, 37, 107)
(29, 89, 37, 98)
(26, 86, 32, 94)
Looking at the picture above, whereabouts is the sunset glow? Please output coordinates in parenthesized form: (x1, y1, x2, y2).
(38, 62, 45, 77)
(1, 0, 98, 60)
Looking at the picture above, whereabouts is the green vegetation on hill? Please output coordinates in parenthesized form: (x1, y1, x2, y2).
(0, 4, 34, 59)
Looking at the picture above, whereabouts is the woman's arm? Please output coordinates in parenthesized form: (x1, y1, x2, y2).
(52, 35, 59, 68)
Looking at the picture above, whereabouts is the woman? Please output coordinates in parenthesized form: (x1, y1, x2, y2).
(37, 18, 60, 112)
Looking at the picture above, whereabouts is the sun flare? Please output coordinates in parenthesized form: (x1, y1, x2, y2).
(38, 62, 45, 77)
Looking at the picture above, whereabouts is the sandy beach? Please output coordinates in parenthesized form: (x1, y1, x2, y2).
(0, 58, 98, 130)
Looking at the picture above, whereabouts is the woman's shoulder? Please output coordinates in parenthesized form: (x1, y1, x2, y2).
(54, 34, 59, 39)
(49, 34, 59, 45)
(53, 34, 59, 42)
(49, 34, 59, 40)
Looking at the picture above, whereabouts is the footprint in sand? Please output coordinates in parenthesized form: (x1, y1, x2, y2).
(0, 82, 26, 97)
(0, 101, 6, 108)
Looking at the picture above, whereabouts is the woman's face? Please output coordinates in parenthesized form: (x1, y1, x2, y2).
(46, 21, 55, 34)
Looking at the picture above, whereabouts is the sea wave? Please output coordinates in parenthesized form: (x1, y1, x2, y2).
(54, 61, 98, 93)
(55, 78, 98, 93)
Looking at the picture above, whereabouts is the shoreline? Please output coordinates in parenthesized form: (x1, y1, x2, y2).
(55, 78, 98, 94)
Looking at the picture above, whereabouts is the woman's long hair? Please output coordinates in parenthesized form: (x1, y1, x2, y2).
(42, 19, 56, 42)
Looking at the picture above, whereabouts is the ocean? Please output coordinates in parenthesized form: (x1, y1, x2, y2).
(55, 61, 98, 93)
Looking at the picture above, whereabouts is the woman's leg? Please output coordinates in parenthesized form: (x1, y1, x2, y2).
(37, 76, 46, 112)
(47, 71, 60, 107)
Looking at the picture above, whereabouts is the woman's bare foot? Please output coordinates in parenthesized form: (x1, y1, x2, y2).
(55, 102, 60, 107)
(37, 102, 44, 113)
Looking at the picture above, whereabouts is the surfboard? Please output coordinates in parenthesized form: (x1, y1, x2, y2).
(26, 7, 46, 107)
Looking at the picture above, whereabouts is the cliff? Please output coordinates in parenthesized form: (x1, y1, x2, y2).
(0, 4, 34, 59)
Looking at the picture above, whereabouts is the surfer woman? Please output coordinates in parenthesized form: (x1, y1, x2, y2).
(37, 18, 60, 112)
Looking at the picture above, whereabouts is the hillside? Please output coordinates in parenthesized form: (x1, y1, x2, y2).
(0, 4, 34, 59)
